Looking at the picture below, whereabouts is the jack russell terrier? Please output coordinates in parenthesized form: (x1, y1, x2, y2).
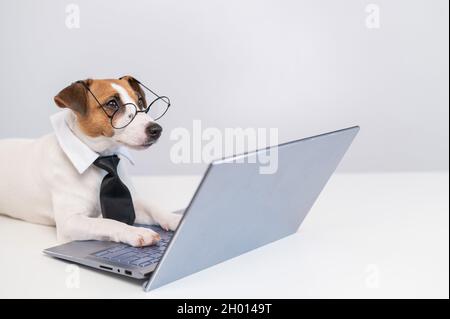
(0, 76, 182, 247)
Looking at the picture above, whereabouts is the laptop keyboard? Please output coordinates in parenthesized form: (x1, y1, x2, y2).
(92, 225, 174, 268)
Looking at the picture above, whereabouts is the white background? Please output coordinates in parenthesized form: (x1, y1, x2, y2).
(0, 0, 448, 175)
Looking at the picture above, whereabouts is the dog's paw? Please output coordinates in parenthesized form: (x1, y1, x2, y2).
(157, 212, 182, 231)
(120, 226, 160, 247)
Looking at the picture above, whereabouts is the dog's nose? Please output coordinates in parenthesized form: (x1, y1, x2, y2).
(146, 123, 162, 139)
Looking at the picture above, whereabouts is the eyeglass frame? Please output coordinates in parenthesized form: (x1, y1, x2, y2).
(75, 79, 171, 129)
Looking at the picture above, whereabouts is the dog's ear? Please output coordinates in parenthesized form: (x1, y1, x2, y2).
(54, 79, 92, 116)
(120, 75, 146, 100)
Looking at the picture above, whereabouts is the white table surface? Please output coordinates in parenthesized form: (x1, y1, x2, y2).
(0, 172, 448, 299)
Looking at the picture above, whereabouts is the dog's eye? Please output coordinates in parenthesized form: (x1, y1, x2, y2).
(106, 99, 119, 109)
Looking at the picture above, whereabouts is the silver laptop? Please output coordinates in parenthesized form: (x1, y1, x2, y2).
(44, 126, 359, 291)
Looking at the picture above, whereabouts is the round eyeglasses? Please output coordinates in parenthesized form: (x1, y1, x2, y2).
(76, 79, 171, 129)
(108, 96, 170, 129)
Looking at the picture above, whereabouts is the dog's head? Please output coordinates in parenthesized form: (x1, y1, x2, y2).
(54, 76, 162, 150)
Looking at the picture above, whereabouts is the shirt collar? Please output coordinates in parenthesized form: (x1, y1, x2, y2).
(50, 110, 134, 174)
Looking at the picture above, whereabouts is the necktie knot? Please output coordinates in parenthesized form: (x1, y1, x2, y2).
(94, 155, 120, 175)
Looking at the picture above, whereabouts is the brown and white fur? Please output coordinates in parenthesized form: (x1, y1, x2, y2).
(0, 76, 181, 247)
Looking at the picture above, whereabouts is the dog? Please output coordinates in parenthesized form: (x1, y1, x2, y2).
(0, 76, 181, 247)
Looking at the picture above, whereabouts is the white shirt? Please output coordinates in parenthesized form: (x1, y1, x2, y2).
(50, 110, 134, 174)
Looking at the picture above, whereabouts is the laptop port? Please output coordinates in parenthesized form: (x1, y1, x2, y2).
(99, 265, 113, 271)
(125, 270, 132, 276)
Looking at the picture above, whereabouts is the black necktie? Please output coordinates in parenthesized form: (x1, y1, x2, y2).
(93, 155, 135, 225)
